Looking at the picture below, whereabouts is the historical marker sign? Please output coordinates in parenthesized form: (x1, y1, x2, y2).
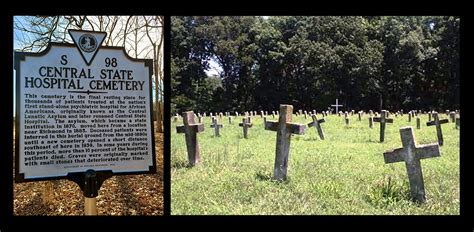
(14, 30, 156, 182)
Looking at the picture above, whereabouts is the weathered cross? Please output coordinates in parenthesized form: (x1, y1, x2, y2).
(307, 114, 325, 140)
(383, 126, 440, 203)
(373, 110, 393, 142)
(450, 112, 456, 123)
(264, 104, 306, 181)
(210, 117, 223, 137)
(176, 111, 205, 166)
(331, 98, 343, 115)
(237, 118, 251, 140)
(426, 112, 449, 146)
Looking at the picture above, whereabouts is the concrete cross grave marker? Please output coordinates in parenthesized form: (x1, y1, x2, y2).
(272, 111, 276, 119)
(369, 116, 373, 128)
(331, 99, 343, 115)
(176, 111, 205, 166)
(383, 126, 440, 203)
(261, 111, 265, 118)
(408, 111, 412, 122)
(358, 111, 362, 121)
(344, 112, 350, 125)
(373, 110, 393, 142)
(264, 104, 306, 181)
(426, 112, 449, 146)
(239, 117, 252, 139)
(428, 112, 431, 122)
(228, 116, 233, 124)
(210, 117, 223, 137)
(450, 112, 456, 123)
(456, 117, 460, 129)
(307, 114, 325, 140)
(416, 116, 421, 129)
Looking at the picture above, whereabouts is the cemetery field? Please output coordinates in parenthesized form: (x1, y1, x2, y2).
(13, 129, 164, 216)
(171, 114, 459, 215)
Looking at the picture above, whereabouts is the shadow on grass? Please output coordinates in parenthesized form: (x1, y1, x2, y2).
(171, 160, 193, 169)
(171, 160, 195, 169)
(255, 171, 290, 184)
(302, 137, 322, 142)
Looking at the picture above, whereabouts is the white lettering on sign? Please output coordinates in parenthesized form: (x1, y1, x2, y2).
(15, 34, 155, 181)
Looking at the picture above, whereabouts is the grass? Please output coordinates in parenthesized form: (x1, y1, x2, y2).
(171, 113, 460, 215)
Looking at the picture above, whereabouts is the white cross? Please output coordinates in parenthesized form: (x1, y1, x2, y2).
(331, 98, 343, 114)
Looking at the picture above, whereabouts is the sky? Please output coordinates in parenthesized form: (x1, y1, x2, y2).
(205, 58, 222, 77)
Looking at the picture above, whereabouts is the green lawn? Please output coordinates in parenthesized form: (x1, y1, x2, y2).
(171, 113, 460, 215)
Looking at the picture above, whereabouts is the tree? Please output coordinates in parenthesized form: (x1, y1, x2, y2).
(170, 16, 460, 114)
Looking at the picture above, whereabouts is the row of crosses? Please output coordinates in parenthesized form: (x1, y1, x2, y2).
(176, 104, 450, 203)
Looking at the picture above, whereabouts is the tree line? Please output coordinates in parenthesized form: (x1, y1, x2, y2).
(171, 16, 460, 115)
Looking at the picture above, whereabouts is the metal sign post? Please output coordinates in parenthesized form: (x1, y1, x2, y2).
(68, 170, 112, 215)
